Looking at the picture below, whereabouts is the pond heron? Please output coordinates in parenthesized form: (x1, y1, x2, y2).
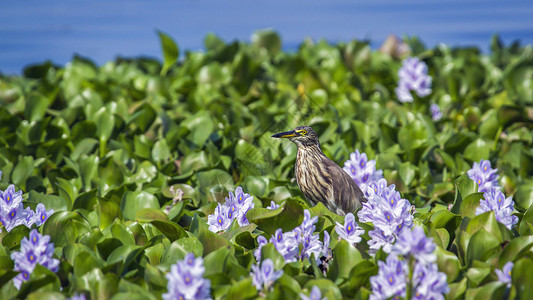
(272, 126, 365, 215)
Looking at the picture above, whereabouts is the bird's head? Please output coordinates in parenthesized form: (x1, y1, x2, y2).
(271, 126, 319, 147)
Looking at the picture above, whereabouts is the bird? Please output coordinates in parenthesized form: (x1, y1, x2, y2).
(272, 126, 365, 215)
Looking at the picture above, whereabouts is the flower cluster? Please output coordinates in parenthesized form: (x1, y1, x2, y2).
(0, 185, 54, 233)
(163, 252, 211, 300)
(10, 229, 59, 289)
(250, 258, 283, 292)
(335, 212, 364, 245)
(476, 189, 518, 230)
(370, 227, 449, 300)
(468, 160, 518, 230)
(358, 179, 413, 255)
(467, 160, 499, 193)
(395, 57, 432, 103)
(495, 261, 513, 287)
(343, 150, 383, 195)
(369, 255, 407, 300)
(430, 103, 443, 121)
(255, 210, 330, 265)
(207, 187, 254, 233)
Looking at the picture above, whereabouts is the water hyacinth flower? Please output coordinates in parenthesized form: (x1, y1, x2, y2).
(476, 189, 518, 230)
(358, 179, 413, 255)
(412, 262, 450, 300)
(250, 258, 283, 292)
(207, 186, 255, 233)
(395, 57, 432, 103)
(163, 252, 211, 300)
(254, 235, 269, 262)
(257, 210, 330, 265)
(68, 294, 87, 300)
(266, 201, 281, 210)
(300, 286, 326, 300)
(0, 185, 53, 233)
(10, 229, 59, 289)
(335, 212, 364, 244)
(495, 261, 513, 287)
(430, 103, 443, 121)
(207, 203, 231, 233)
(467, 159, 499, 193)
(369, 255, 407, 300)
(343, 150, 383, 195)
(392, 227, 436, 265)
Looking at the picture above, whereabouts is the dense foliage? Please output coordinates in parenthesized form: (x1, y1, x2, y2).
(0, 30, 533, 299)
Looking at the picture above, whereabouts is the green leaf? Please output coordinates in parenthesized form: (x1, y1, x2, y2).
(149, 220, 187, 242)
(24, 92, 49, 122)
(120, 191, 160, 220)
(42, 211, 91, 246)
(303, 279, 343, 300)
(161, 237, 203, 268)
(157, 30, 179, 75)
(181, 111, 214, 147)
(1, 225, 31, 250)
(513, 257, 533, 299)
(466, 228, 500, 266)
(12, 156, 34, 187)
(459, 192, 484, 218)
(246, 198, 304, 235)
(435, 246, 461, 282)
(27, 190, 67, 213)
(464, 139, 491, 162)
(328, 240, 362, 283)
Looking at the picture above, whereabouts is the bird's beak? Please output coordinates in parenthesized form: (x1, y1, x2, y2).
(272, 130, 298, 138)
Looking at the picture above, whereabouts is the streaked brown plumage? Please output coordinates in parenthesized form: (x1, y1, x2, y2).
(272, 126, 365, 215)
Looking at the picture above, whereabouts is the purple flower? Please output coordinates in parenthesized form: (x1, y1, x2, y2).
(368, 228, 396, 255)
(495, 261, 513, 287)
(300, 286, 326, 300)
(163, 253, 211, 300)
(0, 185, 52, 233)
(270, 228, 299, 263)
(343, 150, 383, 195)
(395, 57, 432, 103)
(412, 262, 449, 300)
(467, 160, 499, 193)
(260, 210, 329, 265)
(254, 235, 269, 262)
(207, 187, 255, 232)
(369, 255, 407, 300)
(68, 294, 87, 300)
(476, 189, 518, 230)
(207, 203, 231, 233)
(250, 258, 283, 292)
(358, 179, 413, 255)
(430, 104, 442, 121)
(335, 213, 364, 244)
(266, 201, 281, 210)
(10, 229, 59, 289)
(0, 184, 23, 211)
(34, 203, 54, 226)
(392, 227, 436, 264)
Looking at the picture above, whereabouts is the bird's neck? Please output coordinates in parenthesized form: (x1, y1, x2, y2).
(297, 144, 325, 159)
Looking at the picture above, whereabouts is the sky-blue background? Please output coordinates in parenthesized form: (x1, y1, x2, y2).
(1, 0, 532, 74)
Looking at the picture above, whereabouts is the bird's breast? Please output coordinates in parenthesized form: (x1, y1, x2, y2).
(295, 148, 333, 206)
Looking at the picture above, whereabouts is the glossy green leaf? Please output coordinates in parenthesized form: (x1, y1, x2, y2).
(157, 30, 179, 75)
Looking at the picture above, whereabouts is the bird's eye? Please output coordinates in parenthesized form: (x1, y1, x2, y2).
(300, 129, 307, 135)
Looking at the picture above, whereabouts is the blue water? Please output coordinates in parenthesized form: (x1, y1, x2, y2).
(1, 0, 533, 74)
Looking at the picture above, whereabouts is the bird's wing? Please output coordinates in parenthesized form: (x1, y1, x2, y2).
(325, 159, 365, 213)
